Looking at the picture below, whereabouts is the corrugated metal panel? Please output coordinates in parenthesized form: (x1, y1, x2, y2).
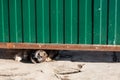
(0, 0, 120, 45)
(36, 0, 50, 43)
(93, 0, 107, 44)
(0, 0, 9, 42)
(79, 0, 92, 44)
(108, 0, 120, 45)
(9, 0, 22, 42)
(22, 0, 36, 42)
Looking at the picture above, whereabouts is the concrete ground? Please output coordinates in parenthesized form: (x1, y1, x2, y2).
(0, 50, 120, 80)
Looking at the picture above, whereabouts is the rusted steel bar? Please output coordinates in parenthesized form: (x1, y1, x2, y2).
(0, 43, 120, 51)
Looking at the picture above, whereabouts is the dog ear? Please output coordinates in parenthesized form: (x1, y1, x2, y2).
(30, 57, 37, 64)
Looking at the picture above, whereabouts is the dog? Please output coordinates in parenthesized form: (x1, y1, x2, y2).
(14, 50, 29, 62)
(30, 50, 59, 63)
(14, 50, 59, 63)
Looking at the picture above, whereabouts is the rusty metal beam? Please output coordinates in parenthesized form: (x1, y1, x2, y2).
(0, 43, 120, 51)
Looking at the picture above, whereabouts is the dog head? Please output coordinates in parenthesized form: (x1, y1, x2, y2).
(30, 50, 48, 63)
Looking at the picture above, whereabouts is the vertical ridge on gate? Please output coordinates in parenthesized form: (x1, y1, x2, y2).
(65, 0, 78, 44)
(93, 0, 108, 44)
(116, 0, 120, 44)
(36, 0, 50, 43)
(108, 0, 120, 45)
(9, 0, 22, 42)
(108, 0, 116, 45)
(0, 0, 9, 42)
(50, 0, 63, 43)
(79, 0, 92, 44)
(22, 0, 36, 43)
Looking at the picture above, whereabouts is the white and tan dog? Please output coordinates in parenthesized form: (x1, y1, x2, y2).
(14, 50, 59, 63)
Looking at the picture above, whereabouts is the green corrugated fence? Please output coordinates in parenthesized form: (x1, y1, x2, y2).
(0, 0, 120, 45)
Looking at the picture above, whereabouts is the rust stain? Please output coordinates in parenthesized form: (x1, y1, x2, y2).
(0, 43, 120, 51)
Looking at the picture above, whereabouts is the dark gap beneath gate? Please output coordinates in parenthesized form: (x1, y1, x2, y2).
(112, 52, 118, 62)
(58, 50, 120, 62)
(0, 49, 120, 63)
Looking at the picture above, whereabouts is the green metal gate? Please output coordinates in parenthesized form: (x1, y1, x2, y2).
(0, 0, 120, 51)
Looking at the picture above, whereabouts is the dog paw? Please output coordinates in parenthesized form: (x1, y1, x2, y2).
(14, 56, 22, 62)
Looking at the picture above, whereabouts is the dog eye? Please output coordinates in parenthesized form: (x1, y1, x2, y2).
(43, 52, 46, 55)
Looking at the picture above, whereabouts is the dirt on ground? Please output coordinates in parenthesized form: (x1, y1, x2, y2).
(0, 50, 120, 80)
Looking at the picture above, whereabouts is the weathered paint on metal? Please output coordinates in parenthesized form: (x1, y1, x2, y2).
(1, 43, 120, 51)
(0, 0, 120, 50)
